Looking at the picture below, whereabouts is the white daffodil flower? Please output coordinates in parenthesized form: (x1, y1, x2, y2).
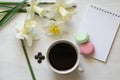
(28, 0, 47, 17)
(46, 0, 76, 22)
(16, 24, 40, 47)
(33, 5, 47, 17)
(44, 20, 67, 37)
(58, 6, 72, 22)
(16, 13, 40, 47)
(64, 0, 76, 8)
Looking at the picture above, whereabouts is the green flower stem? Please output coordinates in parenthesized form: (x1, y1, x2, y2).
(0, 2, 20, 5)
(0, 4, 13, 8)
(21, 40, 36, 80)
(0, 2, 55, 5)
(0, 10, 8, 13)
(0, 0, 27, 28)
(0, 9, 26, 13)
(39, 2, 54, 5)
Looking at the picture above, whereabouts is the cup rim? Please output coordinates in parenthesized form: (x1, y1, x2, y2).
(46, 40, 80, 74)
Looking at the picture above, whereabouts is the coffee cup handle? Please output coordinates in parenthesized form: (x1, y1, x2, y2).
(78, 66, 84, 72)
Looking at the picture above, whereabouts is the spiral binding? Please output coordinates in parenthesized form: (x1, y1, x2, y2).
(91, 5, 120, 18)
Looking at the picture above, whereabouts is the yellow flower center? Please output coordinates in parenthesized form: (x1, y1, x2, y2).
(49, 25, 61, 35)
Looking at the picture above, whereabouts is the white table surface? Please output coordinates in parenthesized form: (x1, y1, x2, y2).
(0, 0, 120, 80)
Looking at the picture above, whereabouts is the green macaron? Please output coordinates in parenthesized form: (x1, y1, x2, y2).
(75, 32, 89, 44)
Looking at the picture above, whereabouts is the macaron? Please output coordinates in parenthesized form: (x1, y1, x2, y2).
(80, 42, 94, 55)
(75, 32, 89, 44)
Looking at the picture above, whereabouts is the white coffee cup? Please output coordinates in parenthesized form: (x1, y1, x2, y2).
(46, 40, 83, 74)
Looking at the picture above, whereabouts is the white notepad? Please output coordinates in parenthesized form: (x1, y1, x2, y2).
(79, 4, 120, 62)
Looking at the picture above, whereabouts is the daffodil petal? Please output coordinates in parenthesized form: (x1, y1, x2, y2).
(58, 6, 72, 21)
(24, 16, 36, 27)
(44, 20, 55, 29)
(16, 32, 24, 39)
(64, 0, 76, 8)
(33, 6, 46, 17)
(27, 7, 35, 20)
(16, 26, 23, 32)
(22, 27, 32, 34)
(45, 7, 57, 20)
(56, 0, 64, 5)
(24, 34, 33, 47)
(58, 6, 69, 17)
(63, 13, 72, 21)
(30, 32, 40, 40)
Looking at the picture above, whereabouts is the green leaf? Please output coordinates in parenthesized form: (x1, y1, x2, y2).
(0, 10, 8, 13)
(0, 4, 13, 8)
(0, 9, 27, 13)
(0, 0, 27, 28)
(0, 2, 20, 5)
(0, 1, 55, 6)
(39, 2, 54, 5)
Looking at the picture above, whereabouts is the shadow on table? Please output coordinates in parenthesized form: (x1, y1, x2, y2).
(52, 69, 85, 80)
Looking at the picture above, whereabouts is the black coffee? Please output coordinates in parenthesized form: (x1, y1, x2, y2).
(48, 42, 77, 71)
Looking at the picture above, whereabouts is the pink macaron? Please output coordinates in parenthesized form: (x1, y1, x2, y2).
(80, 42, 94, 55)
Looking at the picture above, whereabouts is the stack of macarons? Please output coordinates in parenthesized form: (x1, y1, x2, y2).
(75, 32, 95, 55)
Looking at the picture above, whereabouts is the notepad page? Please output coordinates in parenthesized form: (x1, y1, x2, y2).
(79, 4, 120, 62)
